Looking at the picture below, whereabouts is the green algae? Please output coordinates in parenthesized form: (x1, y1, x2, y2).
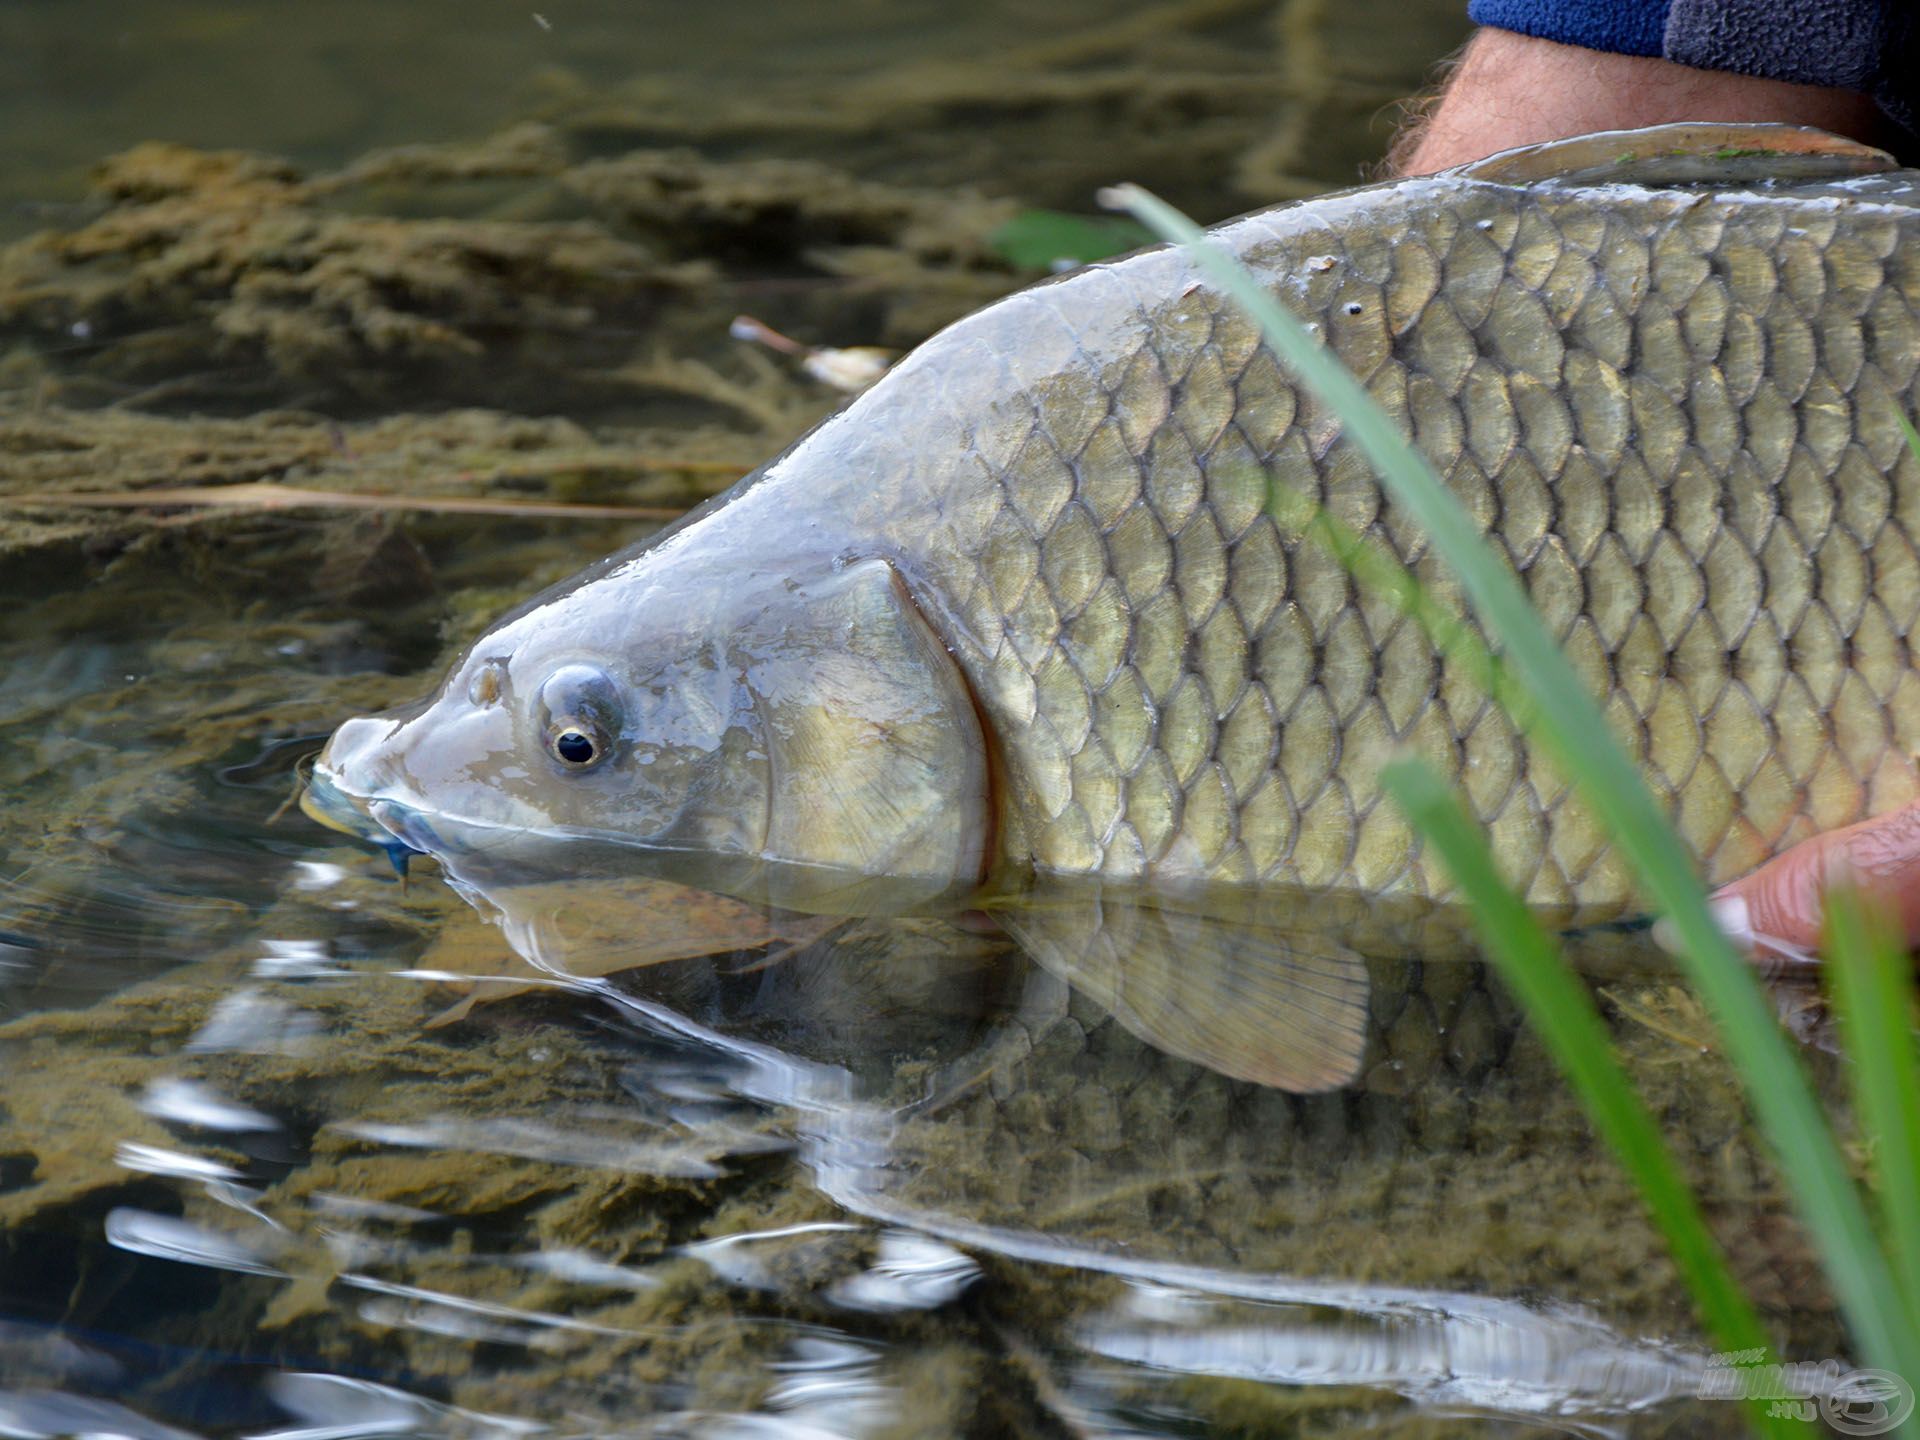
(0, 126, 1029, 424)
(0, 405, 742, 557)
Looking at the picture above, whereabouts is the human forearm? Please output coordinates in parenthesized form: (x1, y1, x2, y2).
(1392, 27, 1888, 174)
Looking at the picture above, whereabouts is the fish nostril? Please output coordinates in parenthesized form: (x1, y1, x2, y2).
(468, 658, 508, 707)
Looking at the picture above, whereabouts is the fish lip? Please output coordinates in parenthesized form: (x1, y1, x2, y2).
(300, 769, 435, 873)
(296, 763, 524, 856)
(299, 769, 390, 847)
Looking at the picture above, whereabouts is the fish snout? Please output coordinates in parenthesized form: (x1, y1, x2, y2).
(315, 714, 399, 787)
(300, 715, 406, 845)
(302, 719, 438, 877)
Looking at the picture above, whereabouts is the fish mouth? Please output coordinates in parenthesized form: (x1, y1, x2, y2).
(299, 769, 380, 842)
(300, 770, 430, 878)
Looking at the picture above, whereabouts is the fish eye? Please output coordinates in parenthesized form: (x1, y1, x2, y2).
(535, 664, 624, 773)
(546, 719, 606, 769)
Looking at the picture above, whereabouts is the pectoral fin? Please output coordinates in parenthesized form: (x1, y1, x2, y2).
(417, 875, 838, 1025)
(989, 880, 1371, 1093)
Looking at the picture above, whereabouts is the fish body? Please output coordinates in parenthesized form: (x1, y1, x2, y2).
(310, 124, 1920, 923)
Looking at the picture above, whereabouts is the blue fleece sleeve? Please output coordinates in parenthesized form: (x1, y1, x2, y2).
(1465, 0, 1669, 58)
(1666, 0, 1888, 92)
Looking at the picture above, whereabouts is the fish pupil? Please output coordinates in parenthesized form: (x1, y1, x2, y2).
(556, 730, 595, 764)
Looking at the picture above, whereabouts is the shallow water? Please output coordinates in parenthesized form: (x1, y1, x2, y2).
(0, 2, 1875, 1436)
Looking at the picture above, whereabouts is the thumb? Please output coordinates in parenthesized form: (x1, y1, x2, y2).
(1706, 802, 1920, 964)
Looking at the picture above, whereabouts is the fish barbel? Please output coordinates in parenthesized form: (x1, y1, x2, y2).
(306, 123, 1920, 1086)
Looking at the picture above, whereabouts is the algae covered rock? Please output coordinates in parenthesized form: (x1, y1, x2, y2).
(0, 141, 694, 412)
(0, 126, 1040, 419)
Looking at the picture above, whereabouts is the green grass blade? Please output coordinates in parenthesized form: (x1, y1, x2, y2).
(1104, 183, 1920, 1381)
(1899, 414, 1920, 478)
(1383, 757, 1795, 1439)
(1824, 885, 1920, 1317)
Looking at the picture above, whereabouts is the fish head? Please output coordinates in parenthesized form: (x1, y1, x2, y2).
(306, 536, 991, 911)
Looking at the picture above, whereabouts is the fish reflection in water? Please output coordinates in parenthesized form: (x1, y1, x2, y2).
(374, 839, 1830, 1430)
(0, 829, 1834, 1435)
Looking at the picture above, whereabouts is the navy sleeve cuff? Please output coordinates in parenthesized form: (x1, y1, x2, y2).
(1466, 0, 1669, 58)
(1666, 0, 1888, 92)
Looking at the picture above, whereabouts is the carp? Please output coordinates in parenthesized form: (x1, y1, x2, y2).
(305, 124, 1920, 1089)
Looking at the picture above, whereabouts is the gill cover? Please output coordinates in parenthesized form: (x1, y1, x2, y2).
(747, 557, 992, 907)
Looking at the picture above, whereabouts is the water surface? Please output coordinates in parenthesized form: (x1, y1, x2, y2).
(0, 2, 1861, 1435)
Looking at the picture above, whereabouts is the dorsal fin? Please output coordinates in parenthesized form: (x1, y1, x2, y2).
(1448, 122, 1897, 187)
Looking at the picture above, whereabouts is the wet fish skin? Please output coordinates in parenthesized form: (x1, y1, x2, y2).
(311, 126, 1920, 917)
(834, 135, 1920, 907)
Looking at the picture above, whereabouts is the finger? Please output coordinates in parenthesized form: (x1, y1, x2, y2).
(1710, 801, 1920, 963)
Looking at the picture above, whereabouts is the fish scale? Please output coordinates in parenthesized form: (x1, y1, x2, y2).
(790, 147, 1920, 910)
